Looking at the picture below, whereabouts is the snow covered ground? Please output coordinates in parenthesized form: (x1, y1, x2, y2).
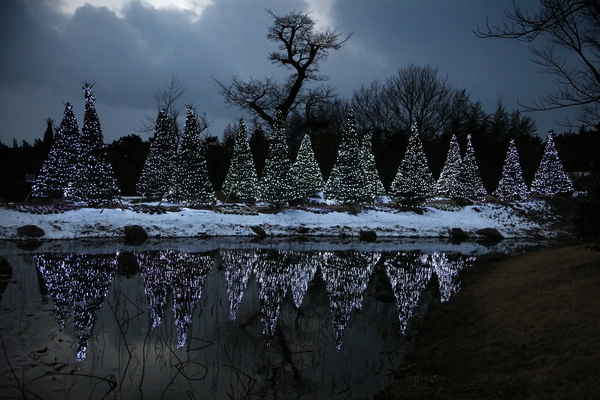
(0, 198, 559, 241)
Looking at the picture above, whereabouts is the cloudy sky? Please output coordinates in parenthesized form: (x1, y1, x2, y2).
(0, 0, 576, 145)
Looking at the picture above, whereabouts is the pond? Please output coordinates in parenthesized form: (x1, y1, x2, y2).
(0, 238, 539, 399)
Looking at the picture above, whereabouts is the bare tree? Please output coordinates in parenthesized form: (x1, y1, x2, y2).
(476, 0, 600, 125)
(215, 10, 351, 127)
(352, 64, 469, 140)
(140, 73, 187, 135)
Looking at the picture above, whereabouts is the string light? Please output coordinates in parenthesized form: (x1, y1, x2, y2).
(390, 123, 436, 202)
(222, 119, 259, 202)
(258, 110, 295, 206)
(325, 109, 372, 204)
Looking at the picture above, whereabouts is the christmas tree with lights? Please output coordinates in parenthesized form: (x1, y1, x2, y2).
(166, 108, 215, 207)
(390, 123, 436, 202)
(494, 138, 530, 201)
(460, 134, 487, 201)
(324, 109, 370, 203)
(136, 109, 177, 198)
(436, 134, 463, 198)
(361, 132, 386, 201)
(258, 110, 294, 205)
(531, 131, 574, 195)
(32, 102, 81, 199)
(67, 83, 120, 207)
(290, 133, 325, 198)
(222, 119, 259, 202)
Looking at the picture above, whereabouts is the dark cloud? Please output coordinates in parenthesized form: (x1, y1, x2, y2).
(0, 0, 578, 145)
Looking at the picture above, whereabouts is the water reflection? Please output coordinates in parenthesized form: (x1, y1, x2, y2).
(34, 253, 117, 360)
(3, 243, 479, 398)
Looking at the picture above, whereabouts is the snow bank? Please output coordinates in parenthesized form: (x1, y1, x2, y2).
(0, 199, 557, 241)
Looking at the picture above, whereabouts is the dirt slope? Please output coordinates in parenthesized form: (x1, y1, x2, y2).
(376, 245, 600, 400)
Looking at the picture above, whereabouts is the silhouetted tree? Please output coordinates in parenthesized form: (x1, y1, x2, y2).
(478, 0, 600, 125)
(216, 10, 350, 126)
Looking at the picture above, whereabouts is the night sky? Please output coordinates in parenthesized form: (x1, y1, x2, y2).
(0, 0, 577, 145)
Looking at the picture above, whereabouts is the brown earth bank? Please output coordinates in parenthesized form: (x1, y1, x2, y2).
(375, 245, 600, 400)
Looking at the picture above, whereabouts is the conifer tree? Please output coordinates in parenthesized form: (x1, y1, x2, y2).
(390, 123, 436, 202)
(290, 133, 325, 198)
(258, 110, 294, 205)
(531, 131, 574, 195)
(222, 119, 259, 202)
(167, 108, 215, 207)
(460, 134, 487, 201)
(494, 138, 530, 201)
(67, 83, 120, 207)
(436, 134, 463, 198)
(324, 109, 370, 203)
(361, 132, 386, 201)
(32, 102, 80, 199)
(136, 109, 177, 198)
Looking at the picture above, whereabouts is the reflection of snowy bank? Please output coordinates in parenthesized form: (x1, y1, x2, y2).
(0, 236, 549, 257)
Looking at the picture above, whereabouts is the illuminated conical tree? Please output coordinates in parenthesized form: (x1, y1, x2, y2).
(67, 83, 120, 207)
(460, 134, 487, 201)
(494, 139, 530, 201)
(531, 131, 574, 195)
(324, 109, 370, 203)
(390, 123, 436, 202)
(436, 134, 463, 198)
(136, 109, 177, 198)
(32, 103, 80, 199)
(258, 110, 294, 205)
(222, 119, 259, 202)
(167, 108, 215, 207)
(361, 132, 386, 201)
(290, 133, 325, 198)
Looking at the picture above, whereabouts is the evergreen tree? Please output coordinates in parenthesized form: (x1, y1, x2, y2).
(460, 134, 487, 201)
(32, 102, 80, 199)
(390, 123, 436, 202)
(324, 109, 370, 203)
(436, 134, 463, 198)
(136, 109, 177, 198)
(494, 138, 530, 201)
(167, 108, 215, 207)
(531, 131, 574, 195)
(361, 132, 386, 201)
(290, 133, 325, 198)
(222, 119, 259, 202)
(67, 83, 120, 207)
(258, 110, 295, 205)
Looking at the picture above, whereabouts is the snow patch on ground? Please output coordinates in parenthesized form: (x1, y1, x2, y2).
(0, 199, 558, 240)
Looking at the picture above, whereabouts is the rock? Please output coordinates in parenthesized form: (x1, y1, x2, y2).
(250, 225, 267, 238)
(359, 230, 377, 242)
(124, 225, 148, 245)
(17, 225, 45, 238)
(297, 226, 310, 235)
(451, 228, 469, 241)
(476, 228, 504, 241)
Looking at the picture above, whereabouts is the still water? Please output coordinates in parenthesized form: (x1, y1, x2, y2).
(0, 238, 535, 399)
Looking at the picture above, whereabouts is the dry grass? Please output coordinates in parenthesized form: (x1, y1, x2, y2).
(376, 245, 600, 400)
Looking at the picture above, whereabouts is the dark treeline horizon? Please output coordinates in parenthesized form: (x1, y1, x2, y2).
(1, 107, 599, 202)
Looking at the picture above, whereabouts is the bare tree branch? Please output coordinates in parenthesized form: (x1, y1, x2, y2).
(476, 0, 600, 125)
(215, 9, 351, 126)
